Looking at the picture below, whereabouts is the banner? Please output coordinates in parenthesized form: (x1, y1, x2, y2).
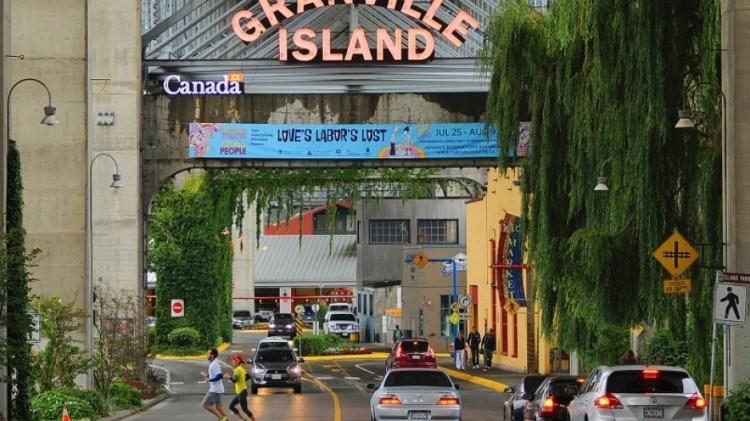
(188, 122, 529, 160)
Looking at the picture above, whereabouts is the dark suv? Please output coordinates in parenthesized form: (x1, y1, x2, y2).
(523, 375, 584, 420)
(267, 313, 296, 339)
(385, 338, 437, 370)
(249, 347, 305, 394)
(503, 374, 547, 421)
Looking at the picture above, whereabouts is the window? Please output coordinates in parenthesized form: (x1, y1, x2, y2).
(440, 295, 452, 337)
(369, 219, 410, 244)
(417, 219, 458, 244)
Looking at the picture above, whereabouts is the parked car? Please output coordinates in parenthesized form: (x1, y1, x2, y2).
(325, 303, 354, 319)
(367, 368, 461, 421)
(567, 365, 707, 421)
(254, 309, 274, 323)
(323, 311, 359, 338)
(232, 310, 253, 330)
(267, 313, 296, 339)
(299, 304, 316, 326)
(522, 375, 585, 420)
(503, 374, 547, 421)
(249, 346, 305, 394)
(385, 338, 437, 370)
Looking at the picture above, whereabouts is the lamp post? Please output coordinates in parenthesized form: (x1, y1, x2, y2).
(4, 78, 58, 420)
(675, 80, 726, 421)
(86, 153, 123, 388)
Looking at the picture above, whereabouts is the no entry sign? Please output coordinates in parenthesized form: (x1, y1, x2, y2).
(171, 299, 184, 317)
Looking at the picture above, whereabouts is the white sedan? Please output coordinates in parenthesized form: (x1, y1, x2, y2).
(367, 368, 461, 421)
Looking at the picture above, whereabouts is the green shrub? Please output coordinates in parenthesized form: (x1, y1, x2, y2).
(31, 388, 98, 421)
(60, 387, 107, 417)
(725, 379, 750, 420)
(158, 346, 204, 356)
(167, 327, 201, 347)
(293, 334, 344, 355)
(109, 380, 142, 410)
(640, 329, 688, 367)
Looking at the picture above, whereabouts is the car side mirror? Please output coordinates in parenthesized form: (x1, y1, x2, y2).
(366, 383, 377, 390)
(522, 392, 534, 400)
(454, 384, 461, 390)
(297, 357, 305, 363)
(504, 387, 515, 393)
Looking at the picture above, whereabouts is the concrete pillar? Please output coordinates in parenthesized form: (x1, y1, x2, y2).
(723, 0, 750, 391)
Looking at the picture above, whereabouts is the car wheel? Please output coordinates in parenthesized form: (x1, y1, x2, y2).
(293, 384, 301, 394)
(250, 383, 258, 395)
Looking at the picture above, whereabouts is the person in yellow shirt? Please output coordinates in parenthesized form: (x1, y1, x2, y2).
(225, 355, 257, 421)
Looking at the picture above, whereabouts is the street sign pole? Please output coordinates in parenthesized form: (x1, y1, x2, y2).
(406, 255, 459, 338)
(709, 271, 720, 421)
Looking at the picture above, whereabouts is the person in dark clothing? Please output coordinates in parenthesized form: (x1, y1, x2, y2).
(467, 326, 482, 369)
(454, 330, 467, 370)
(480, 328, 497, 371)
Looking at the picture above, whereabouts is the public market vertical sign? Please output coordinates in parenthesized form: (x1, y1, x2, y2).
(231, 0, 479, 62)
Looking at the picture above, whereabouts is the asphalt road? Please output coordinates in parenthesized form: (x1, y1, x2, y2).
(120, 331, 507, 420)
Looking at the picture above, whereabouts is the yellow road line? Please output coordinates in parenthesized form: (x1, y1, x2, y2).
(306, 371, 342, 421)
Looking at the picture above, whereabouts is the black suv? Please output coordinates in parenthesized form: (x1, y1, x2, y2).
(523, 375, 584, 420)
(267, 313, 296, 339)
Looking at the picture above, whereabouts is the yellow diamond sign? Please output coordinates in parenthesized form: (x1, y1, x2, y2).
(413, 252, 429, 269)
(449, 312, 460, 325)
(653, 231, 699, 278)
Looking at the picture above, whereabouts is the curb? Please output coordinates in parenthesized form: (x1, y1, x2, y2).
(98, 391, 171, 421)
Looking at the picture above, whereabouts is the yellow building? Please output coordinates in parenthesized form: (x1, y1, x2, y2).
(466, 168, 560, 374)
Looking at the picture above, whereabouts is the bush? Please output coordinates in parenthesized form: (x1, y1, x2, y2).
(725, 379, 750, 420)
(61, 387, 107, 417)
(640, 328, 688, 367)
(293, 334, 345, 355)
(31, 388, 98, 421)
(109, 380, 142, 410)
(167, 327, 201, 348)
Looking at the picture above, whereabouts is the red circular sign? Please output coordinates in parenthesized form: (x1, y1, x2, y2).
(172, 300, 184, 315)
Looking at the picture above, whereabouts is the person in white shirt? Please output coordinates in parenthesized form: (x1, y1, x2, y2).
(202, 348, 228, 421)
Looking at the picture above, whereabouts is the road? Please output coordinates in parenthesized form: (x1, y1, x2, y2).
(125, 331, 506, 420)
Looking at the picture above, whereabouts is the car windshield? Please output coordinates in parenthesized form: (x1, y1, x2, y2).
(606, 370, 699, 394)
(400, 340, 430, 353)
(259, 340, 289, 349)
(273, 314, 294, 323)
(329, 305, 350, 311)
(525, 376, 547, 392)
(330, 313, 357, 322)
(384, 371, 451, 387)
(233, 311, 251, 318)
(549, 380, 581, 397)
(256, 349, 295, 363)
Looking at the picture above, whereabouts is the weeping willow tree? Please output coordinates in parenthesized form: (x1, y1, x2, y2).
(481, 0, 721, 382)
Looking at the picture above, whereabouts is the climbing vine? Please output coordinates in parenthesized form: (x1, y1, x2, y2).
(481, 0, 721, 383)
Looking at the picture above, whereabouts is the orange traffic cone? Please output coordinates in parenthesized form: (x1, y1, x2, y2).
(61, 406, 71, 421)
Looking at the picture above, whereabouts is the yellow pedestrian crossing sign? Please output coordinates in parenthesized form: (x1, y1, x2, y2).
(413, 252, 429, 269)
(652, 231, 699, 278)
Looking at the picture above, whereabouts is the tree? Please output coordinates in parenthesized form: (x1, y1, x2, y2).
(480, 0, 721, 384)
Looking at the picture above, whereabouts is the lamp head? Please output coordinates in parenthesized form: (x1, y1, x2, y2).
(110, 173, 124, 189)
(41, 105, 59, 125)
(594, 176, 609, 192)
(675, 109, 695, 129)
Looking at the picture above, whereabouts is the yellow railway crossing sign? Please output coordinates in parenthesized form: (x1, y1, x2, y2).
(652, 231, 699, 278)
(663, 278, 692, 294)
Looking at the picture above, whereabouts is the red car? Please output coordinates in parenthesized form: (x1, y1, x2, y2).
(385, 338, 437, 370)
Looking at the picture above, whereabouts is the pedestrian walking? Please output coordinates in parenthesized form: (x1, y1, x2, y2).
(467, 326, 482, 369)
(454, 330, 467, 370)
(225, 354, 257, 421)
(480, 328, 497, 371)
(393, 324, 403, 343)
(202, 348, 228, 421)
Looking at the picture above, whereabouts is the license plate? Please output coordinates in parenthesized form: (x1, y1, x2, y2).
(643, 407, 664, 418)
(342, 332, 349, 337)
(408, 410, 429, 420)
(271, 374, 282, 380)
(412, 355, 421, 360)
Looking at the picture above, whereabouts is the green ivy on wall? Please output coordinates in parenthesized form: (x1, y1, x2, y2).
(480, 0, 721, 384)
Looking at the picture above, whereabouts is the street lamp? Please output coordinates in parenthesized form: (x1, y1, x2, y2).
(675, 80, 726, 421)
(4, 78, 58, 419)
(86, 153, 123, 388)
(593, 159, 611, 192)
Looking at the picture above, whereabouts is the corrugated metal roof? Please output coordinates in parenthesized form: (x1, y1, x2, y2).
(254, 235, 357, 287)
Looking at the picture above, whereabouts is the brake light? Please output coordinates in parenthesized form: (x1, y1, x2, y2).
(642, 369, 660, 379)
(684, 393, 707, 410)
(540, 397, 555, 415)
(594, 393, 623, 409)
(437, 395, 459, 405)
(379, 394, 401, 405)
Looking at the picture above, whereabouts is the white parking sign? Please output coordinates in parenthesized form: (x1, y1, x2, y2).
(715, 284, 747, 326)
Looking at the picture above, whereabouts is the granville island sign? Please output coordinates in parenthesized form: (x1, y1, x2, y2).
(231, 0, 480, 62)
